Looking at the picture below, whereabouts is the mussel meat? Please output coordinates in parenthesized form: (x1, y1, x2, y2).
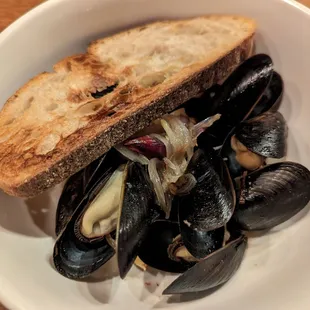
(220, 111, 287, 179)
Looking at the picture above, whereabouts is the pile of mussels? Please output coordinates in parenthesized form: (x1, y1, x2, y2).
(53, 54, 310, 295)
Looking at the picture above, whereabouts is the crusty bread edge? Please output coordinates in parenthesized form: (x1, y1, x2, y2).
(3, 33, 254, 198)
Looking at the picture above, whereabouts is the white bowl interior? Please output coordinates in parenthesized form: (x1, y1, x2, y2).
(0, 0, 310, 309)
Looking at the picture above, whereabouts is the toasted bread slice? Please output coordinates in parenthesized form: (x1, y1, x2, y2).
(0, 15, 256, 197)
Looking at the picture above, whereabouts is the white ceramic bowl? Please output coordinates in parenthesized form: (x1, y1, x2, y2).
(0, 0, 310, 309)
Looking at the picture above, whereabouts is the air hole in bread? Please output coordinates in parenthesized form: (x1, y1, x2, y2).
(46, 103, 58, 111)
(139, 72, 166, 88)
(91, 83, 118, 99)
(107, 110, 116, 117)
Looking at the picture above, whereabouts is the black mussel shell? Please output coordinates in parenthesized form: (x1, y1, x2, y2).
(233, 162, 310, 231)
(198, 54, 273, 146)
(235, 111, 287, 159)
(53, 167, 117, 279)
(220, 130, 245, 179)
(56, 168, 86, 237)
(168, 198, 180, 222)
(53, 224, 115, 279)
(163, 235, 247, 294)
(248, 71, 284, 119)
(178, 148, 235, 232)
(138, 220, 194, 273)
(55, 149, 125, 236)
(117, 162, 159, 279)
(179, 217, 225, 259)
(183, 84, 221, 119)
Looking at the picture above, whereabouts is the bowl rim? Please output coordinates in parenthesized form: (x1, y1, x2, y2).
(0, 0, 310, 47)
(0, 1, 310, 310)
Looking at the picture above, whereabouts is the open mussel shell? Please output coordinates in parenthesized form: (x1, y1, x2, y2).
(53, 224, 115, 279)
(138, 220, 194, 273)
(179, 217, 225, 259)
(198, 54, 273, 146)
(53, 168, 117, 279)
(233, 162, 310, 231)
(220, 130, 246, 179)
(248, 71, 284, 119)
(117, 162, 159, 279)
(178, 148, 235, 232)
(234, 111, 287, 159)
(55, 148, 125, 236)
(220, 128, 267, 179)
(56, 168, 86, 237)
(163, 235, 247, 295)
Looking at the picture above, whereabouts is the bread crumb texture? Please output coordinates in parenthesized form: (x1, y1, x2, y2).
(0, 15, 255, 192)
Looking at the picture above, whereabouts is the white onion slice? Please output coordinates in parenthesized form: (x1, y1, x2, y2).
(148, 158, 167, 213)
(173, 117, 192, 151)
(191, 113, 221, 140)
(114, 145, 149, 165)
(164, 158, 182, 177)
(167, 117, 187, 154)
(116, 111, 220, 218)
(161, 119, 179, 153)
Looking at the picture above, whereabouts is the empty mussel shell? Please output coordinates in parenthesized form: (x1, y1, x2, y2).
(233, 161, 310, 231)
(117, 162, 159, 279)
(178, 148, 235, 232)
(163, 234, 247, 295)
(248, 71, 284, 119)
(234, 111, 287, 159)
(138, 220, 194, 273)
